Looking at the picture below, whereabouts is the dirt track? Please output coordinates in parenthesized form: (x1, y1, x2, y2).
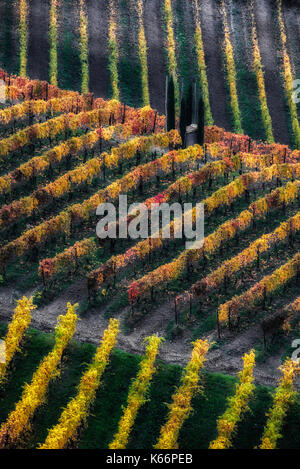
(144, 0, 166, 113)
(28, 0, 49, 81)
(200, 0, 231, 131)
(87, 0, 110, 100)
(283, 0, 300, 79)
(0, 282, 299, 391)
(254, 0, 291, 145)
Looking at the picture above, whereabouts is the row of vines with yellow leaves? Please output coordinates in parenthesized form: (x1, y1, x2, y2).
(0, 303, 78, 448)
(192, 211, 300, 302)
(49, 0, 58, 86)
(108, 0, 120, 101)
(86, 155, 243, 296)
(192, 0, 213, 126)
(0, 108, 103, 161)
(218, 251, 300, 330)
(38, 131, 182, 283)
(0, 103, 165, 195)
(87, 145, 233, 296)
(220, 0, 243, 134)
(250, 0, 274, 143)
(0, 296, 35, 384)
(79, 0, 89, 94)
(127, 173, 300, 305)
(39, 318, 120, 449)
(0, 130, 179, 229)
(260, 359, 300, 449)
(0, 130, 181, 274)
(209, 350, 256, 449)
(19, 0, 28, 77)
(163, 0, 180, 115)
(44, 148, 233, 286)
(154, 340, 209, 449)
(109, 336, 163, 449)
(276, 0, 300, 149)
(0, 95, 86, 127)
(136, 0, 150, 107)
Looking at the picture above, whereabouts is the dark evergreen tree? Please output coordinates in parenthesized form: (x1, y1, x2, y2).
(167, 76, 175, 131)
(179, 96, 187, 148)
(186, 84, 193, 126)
(197, 95, 205, 146)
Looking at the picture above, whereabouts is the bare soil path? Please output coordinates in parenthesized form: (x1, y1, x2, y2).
(227, 0, 266, 141)
(283, 1, 300, 79)
(229, 0, 252, 67)
(0, 0, 18, 75)
(282, 0, 300, 121)
(117, 0, 143, 108)
(0, 282, 298, 390)
(253, 0, 291, 145)
(143, 0, 166, 114)
(87, 0, 110, 100)
(173, 0, 197, 94)
(200, 0, 231, 131)
(57, 0, 81, 92)
(27, 0, 49, 82)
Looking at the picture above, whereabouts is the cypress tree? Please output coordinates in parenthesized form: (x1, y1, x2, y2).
(197, 95, 205, 146)
(167, 76, 175, 131)
(179, 96, 187, 148)
(186, 84, 193, 126)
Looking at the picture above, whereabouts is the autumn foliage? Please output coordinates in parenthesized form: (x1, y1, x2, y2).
(210, 350, 256, 449)
(0, 303, 78, 448)
(0, 296, 35, 384)
(39, 318, 120, 449)
(109, 335, 163, 449)
(260, 359, 300, 449)
(154, 340, 209, 449)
